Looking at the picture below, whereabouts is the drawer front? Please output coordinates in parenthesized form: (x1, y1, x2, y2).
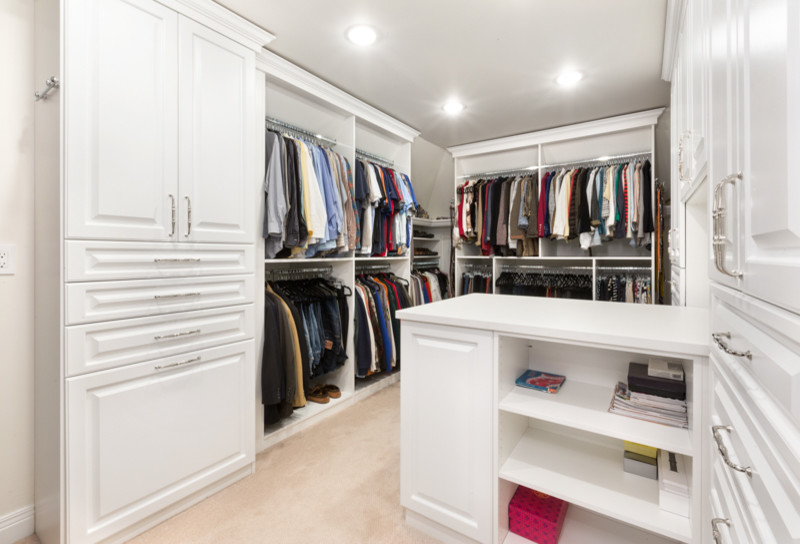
(66, 304, 254, 376)
(712, 353, 800, 543)
(66, 240, 254, 282)
(67, 341, 254, 543)
(710, 455, 768, 544)
(711, 284, 800, 423)
(66, 274, 254, 324)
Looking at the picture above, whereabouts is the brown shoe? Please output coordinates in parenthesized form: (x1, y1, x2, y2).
(323, 384, 342, 399)
(307, 385, 329, 404)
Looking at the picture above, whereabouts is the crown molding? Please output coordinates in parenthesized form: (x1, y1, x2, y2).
(161, 0, 275, 51)
(256, 50, 419, 143)
(661, 0, 687, 82)
(447, 108, 666, 158)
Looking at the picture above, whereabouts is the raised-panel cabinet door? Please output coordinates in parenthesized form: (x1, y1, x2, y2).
(689, 0, 709, 178)
(708, 0, 745, 289)
(742, 0, 800, 314)
(65, 0, 178, 241)
(400, 323, 494, 544)
(178, 17, 255, 244)
(67, 341, 254, 543)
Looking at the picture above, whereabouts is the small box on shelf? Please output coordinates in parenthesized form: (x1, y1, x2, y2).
(509, 485, 569, 544)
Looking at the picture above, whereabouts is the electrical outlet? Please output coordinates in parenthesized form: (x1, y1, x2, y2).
(0, 244, 16, 275)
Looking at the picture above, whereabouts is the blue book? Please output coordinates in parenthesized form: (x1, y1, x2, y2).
(515, 369, 567, 394)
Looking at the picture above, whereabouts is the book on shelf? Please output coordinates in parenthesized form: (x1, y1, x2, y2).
(628, 362, 686, 399)
(648, 358, 685, 381)
(515, 370, 566, 394)
(608, 382, 688, 428)
(624, 441, 658, 459)
(623, 450, 658, 480)
(658, 450, 690, 517)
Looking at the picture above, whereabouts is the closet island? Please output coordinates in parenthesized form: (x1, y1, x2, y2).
(397, 294, 709, 544)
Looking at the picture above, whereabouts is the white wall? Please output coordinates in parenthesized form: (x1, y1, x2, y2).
(0, 0, 36, 540)
(410, 137, 454, 219)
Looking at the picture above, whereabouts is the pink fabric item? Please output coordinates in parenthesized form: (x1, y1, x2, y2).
(508, 486, 569, 544)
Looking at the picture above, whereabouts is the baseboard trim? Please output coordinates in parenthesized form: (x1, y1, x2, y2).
(0, 505, 35, 544)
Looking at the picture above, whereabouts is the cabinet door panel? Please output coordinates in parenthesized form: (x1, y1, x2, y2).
(179, 17, 255, 243)
(708, 0, 744, 288)
(400, 323, 493, 544)
(65, 0, 178, 241)
(67, 341, 254, 543)
(742, 0, 800, 313)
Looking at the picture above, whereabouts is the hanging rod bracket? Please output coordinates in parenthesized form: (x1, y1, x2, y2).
(35, 76, 60, 101)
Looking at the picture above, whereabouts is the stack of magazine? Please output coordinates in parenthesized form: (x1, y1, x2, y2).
(608, 361, 688, 429)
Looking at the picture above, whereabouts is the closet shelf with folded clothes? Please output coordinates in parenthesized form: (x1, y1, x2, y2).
(448, 109, 665, 304)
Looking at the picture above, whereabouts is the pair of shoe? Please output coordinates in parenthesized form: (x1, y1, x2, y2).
(307, 384, 342, 404)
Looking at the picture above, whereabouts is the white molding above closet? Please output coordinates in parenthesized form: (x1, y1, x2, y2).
(158, 0, 275, 50)
(661, 0, 688, 82)
(256, 50, 420, 142)
(447, 108, 665, 158)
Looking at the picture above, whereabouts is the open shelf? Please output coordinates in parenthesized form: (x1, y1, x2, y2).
(355, 369, 399, 392)
(502, 504, 680, 544)
(499, 382, 692, 456)
(264, 390, 353, 437)
(354, 255, 409, 261)
(264, 256, 354, 264)
(499, 427, 691, 543)
(413, 218, 450, 227)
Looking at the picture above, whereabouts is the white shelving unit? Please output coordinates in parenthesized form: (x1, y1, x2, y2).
(255, 50, 418, 452)
(398, 294, 708, 544)
(448, 109, 664, 302)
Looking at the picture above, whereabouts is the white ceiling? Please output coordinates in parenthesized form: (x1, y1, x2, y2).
(217, 0, 670, 149)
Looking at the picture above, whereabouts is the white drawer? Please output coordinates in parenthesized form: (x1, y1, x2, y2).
(710, 454, 769, 544)
(711, 358, 789, 543)
(66, 240, 254, 282)
(711, 284, 800, 423)
(66, 274, 254, 325)
(66, 304, 254, 376)
(67, 341, 254, 544)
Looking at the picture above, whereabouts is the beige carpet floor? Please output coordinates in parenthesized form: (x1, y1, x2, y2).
(18, 382, 441, 544)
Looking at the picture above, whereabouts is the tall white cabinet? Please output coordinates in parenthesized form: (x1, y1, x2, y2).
(665, 0, 800, 541)
(34, 1, 273, 543)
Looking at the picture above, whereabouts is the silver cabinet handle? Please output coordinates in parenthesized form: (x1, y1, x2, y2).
(154, 329, 201, 341)
(712, 173, 743, 278)
(153, 292, 201, 300)
(712, 332, 752, 360)
(168, 194, 176, 237)
(712, 425, 753, 477)
(153, 258, 201, 263)
(155, 356, 201, 371)
(678, 131, 692, 183)
(185, 196, 192, 237)
(712, 518, 731, 544)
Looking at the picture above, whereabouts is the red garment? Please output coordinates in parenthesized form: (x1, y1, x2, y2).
(537, 172, 550, 237)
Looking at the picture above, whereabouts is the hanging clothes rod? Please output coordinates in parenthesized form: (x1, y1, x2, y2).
(356, 262, 392, 272)
(458, 166, 539, 180)
(540, 151, 652, 171)
(356, 148, 394, 167)
(463, 263, 493, 271)
(266, 265, 333, 280)
(265, 116, 338, 146)
(501, 264, 593, 273)
(597, 266, 652, 273)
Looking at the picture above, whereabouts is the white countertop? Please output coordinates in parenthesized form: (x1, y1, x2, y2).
(397, 294, 710, 357)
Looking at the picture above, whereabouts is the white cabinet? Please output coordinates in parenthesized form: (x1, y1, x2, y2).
(66, 341, 254, 544)
(400, 322, 494, 544)
(740, 0, 800, 314)
(65, 0, 179, 242)
(65, 0, 255, 244)
(178, 18, 255, 244)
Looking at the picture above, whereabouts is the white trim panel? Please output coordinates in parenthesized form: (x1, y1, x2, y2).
(0, 505, 35, 544)
(661, 0, 688, 81)
(447, 108, 665, 158)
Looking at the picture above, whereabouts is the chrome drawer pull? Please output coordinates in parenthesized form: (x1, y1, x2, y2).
(711, 173, 743, 278)
(168, 194, 176, 237)
(712, 425, 753, 477)
(153, 292, 201, 300)
(185, 196, 192, 237)
(712, 518, 730, 544)
(712, 332, 752, 360)
(154, 329, 201, 341)
(155, 356, 201, 371)
(153, 258, 201, 263)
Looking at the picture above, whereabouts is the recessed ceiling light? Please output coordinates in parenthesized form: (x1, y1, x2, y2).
(556, 71, 583, 87)
(443, 101, 465, 114)
(347, 25, 377, 46)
